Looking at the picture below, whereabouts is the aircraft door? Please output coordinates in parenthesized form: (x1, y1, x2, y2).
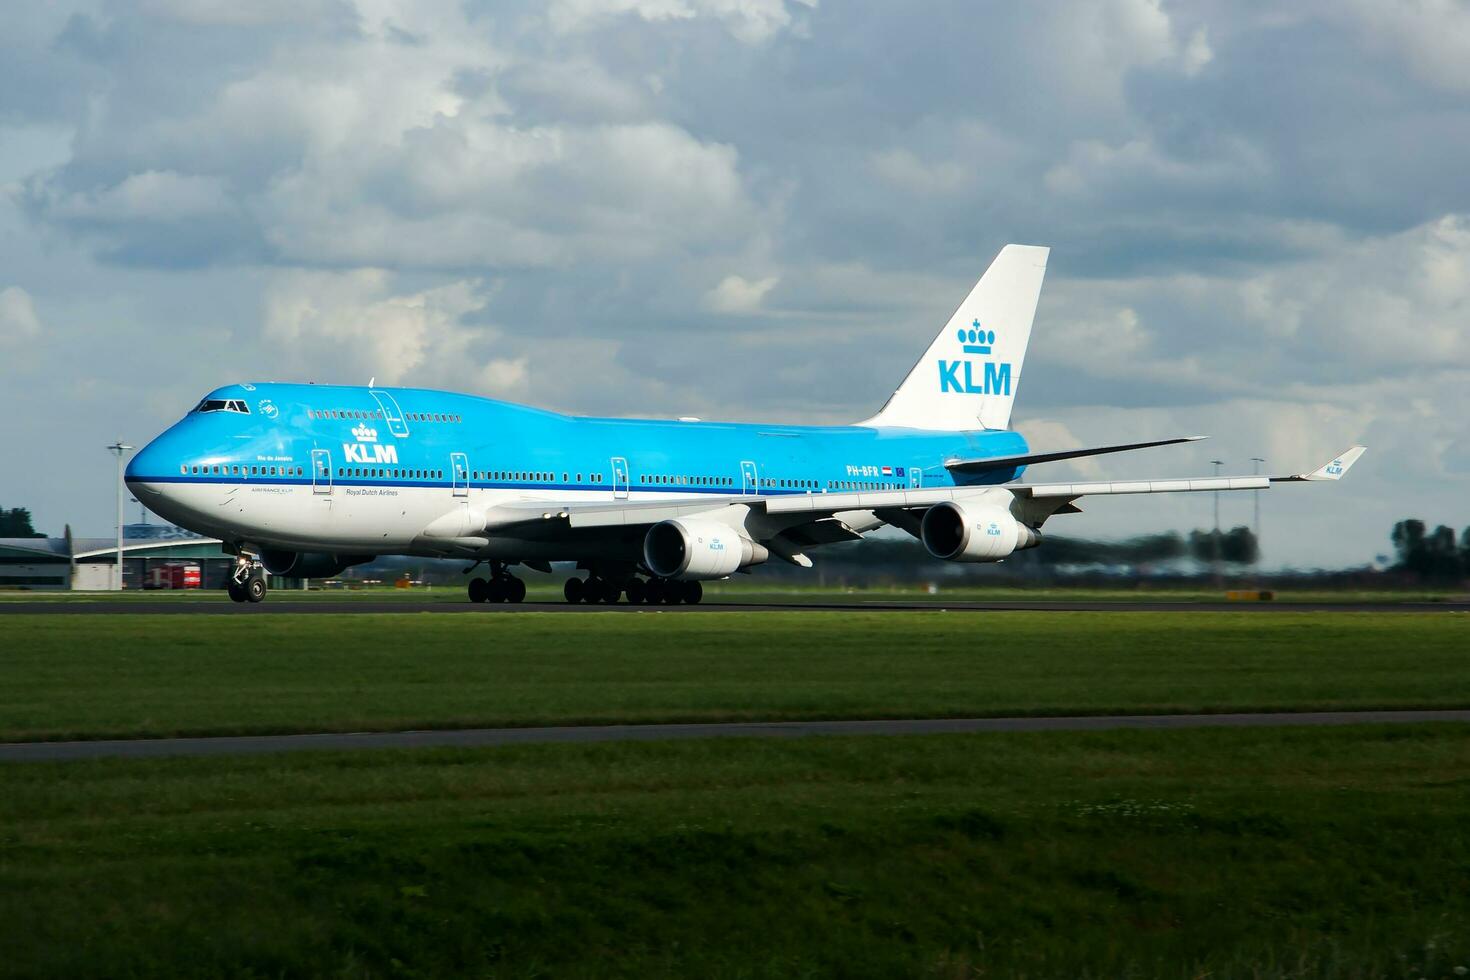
(611, 457, 629, 499)
(369, 389, 410, 439)
(312, 449, 332, 495)
(450, 452, 469, 497)
(741, 460, 758, 494)
(909, 464, 923, 489)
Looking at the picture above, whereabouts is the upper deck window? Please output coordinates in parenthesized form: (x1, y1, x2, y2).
(194, 399, 250, 414)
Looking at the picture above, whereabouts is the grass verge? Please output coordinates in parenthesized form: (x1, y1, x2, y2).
(4, 725, 1470, 977)
(2, 611, 1467, 741)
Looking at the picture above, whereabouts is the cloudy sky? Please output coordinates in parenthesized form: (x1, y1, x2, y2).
(2, 0, 1467, 566)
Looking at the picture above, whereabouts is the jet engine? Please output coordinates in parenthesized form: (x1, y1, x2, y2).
(259, 550, 374, 579)
(919, 501, 1040, 563)
(643, 519, 770, 580)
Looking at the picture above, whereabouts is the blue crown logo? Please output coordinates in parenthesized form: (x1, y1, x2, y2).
(957, 318, 995, 355)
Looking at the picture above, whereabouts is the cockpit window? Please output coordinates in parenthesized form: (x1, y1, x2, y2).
(194, 399, 251, 414)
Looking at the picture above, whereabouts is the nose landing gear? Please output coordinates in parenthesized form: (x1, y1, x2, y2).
(227, 555, 267, 604)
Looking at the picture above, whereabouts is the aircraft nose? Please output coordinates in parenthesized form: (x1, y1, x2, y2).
(124, 438, 170, 493)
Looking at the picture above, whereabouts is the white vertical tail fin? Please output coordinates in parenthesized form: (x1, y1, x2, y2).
(860, 244, 1048, 431)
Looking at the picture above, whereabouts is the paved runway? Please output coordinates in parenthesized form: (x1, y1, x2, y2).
(5, 709, 1469, 762)
(3, 599, 1466, 615)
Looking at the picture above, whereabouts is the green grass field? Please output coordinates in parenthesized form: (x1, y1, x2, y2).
(2, 611, 1467, 741)
(5, 609, 1470, 977)
(5, 725, 1470, 978)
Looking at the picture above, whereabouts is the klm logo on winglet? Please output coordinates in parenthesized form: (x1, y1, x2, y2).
(1326, 459, 1344, 476)
(938, 319, 1011, 395)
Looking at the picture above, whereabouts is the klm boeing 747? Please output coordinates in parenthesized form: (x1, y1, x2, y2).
(124, 245, 1365, 604)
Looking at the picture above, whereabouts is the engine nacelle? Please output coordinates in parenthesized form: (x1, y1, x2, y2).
(643, 519, 770, 580)
(920, 501, 1040, 563)
(259, 550, 373, 579)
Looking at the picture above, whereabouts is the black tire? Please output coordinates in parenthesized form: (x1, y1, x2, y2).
(624, 578, 647, 605)
(564, 577, 585, 604)
(684, 580, 703, 605)
(487, 577, 508, 603)
(600, 583, 621, 604)
(584, 577, 605, 603)
(661, 579, 681, 605)
(227, 581, 248, 603)
(644, 578, 665, 605)
(468, 577, 489, 603)
(507, 577, 527, 604)
(245, 575, 267, 603)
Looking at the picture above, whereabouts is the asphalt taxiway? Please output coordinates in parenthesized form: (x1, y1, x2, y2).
(3, 599, 1467, 614)
(4, 709, 1469, 762)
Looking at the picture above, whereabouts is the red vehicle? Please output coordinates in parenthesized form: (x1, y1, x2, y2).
(146, 563, 201, 590)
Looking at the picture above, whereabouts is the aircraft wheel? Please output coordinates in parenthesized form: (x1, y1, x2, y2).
(583, 577, 605, 603)
(468, 577, 489, 603)
(683, 580, 703, 605)
(644, 578, 665, 605)
(661, 579, 682, 605)
(624, 578, 647, 605)
(507, 577, 527, 604)
(486, 577, 508, 603)
(227, 581, 248, 603)
(564, 577, 585, 604)
(245, 574, 268, 604)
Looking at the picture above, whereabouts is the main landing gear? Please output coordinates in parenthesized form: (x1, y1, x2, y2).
(467, 563, 527, 604)
(563, 575, 703, 606)
(226, 555, 267, 604)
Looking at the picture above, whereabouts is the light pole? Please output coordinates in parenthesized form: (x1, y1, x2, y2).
(107, 442, 134, 590)
(1250, 457, 1266, 564)
(1210, 459, 1224, 587)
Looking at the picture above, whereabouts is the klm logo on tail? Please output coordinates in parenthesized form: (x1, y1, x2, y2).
(938, 320, 1011, 396)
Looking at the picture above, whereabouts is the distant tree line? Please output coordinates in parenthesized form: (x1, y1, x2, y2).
(1012, 527, 1258, 566)
(0, 507, 44, 538)
(1391, 520, 1470, 582)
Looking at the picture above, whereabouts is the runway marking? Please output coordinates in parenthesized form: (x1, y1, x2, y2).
(4, 710, 1469, 763)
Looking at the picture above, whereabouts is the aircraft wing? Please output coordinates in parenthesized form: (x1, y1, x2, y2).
(480, 446, 1365, 534)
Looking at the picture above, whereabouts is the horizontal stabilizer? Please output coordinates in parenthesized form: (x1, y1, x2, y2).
(1271, 446, 1367, 483)
(944, 435, 1206, 474)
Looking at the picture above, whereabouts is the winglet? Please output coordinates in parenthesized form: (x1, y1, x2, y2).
(1279, 446, 1367, 482)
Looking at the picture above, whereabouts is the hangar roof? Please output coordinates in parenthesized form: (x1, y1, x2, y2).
(0, 537, 225, 562)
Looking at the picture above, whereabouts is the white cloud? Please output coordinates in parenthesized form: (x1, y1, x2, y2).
(1044, 136, 1268, 200)
(257, 116, 754, 268)
(547, 0, 813, 44)
(1332, 0, 1470, 93)
(44, 170, 232, 223)
(0, 286, 41, 344)
(704, 273, 778, 313)
(1014, 418, 1104, 478)
(869, 148, 971, 196)
(1037, 0, 1214, 108)
(1034, 213, 1470, 411)
(138, 0, 352, 26)
(261, 269, 527, 395)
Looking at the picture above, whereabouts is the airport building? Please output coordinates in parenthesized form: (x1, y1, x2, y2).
(0, 527, 232, 590)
